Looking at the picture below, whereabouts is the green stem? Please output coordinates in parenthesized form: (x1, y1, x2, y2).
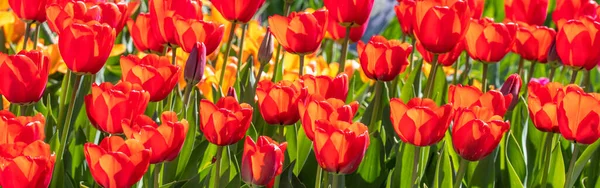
(517, 57, 524, 76)
(323, 171, 329, 188)
(540, 133, 555, 188)
(19, 104, 28, 116)
(298, 54, 305, 76)
(215, 146, 224, 188)
(331, 173, 343, 188)
(219, 22, 237, 90)
(411, 146, 421, 188)
(583, 70, 592, 92)
(452, 54, 460, 85)
(235, 24, 248, 96)
(315, 168, 323, 188)
(272, 45, 283, 82)
(163, 48, 178, 110)
(154, 163, 163, 188)
(182, 82, 194, 108)
(338, 26, 351, 74)
(570, 70, 579, 84)
(482, 63, 489, 92)
(409, 38, 416, 71)
(424, 55, 439, 98)
(453, 159, 469, 188)
(33, 23, 41, 50)
(368, 81, 384, 132)
(527, 61, 537, 83)
(549, 66, 557, 81)
(253, 63, 266, 90)
(458, 57, 472, 84)
(22, 22, 32, 51)
(0, 95, 3, 110)
(564, 144, 580, 188)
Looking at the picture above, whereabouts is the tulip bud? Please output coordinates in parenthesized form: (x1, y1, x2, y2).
(500, 74, 522, 110)
(227, 87, 238, 100)
(530, 77, 550, 86)
(258, 28, 274, 65)
(184, 42, 207, 85)
(547, 39, 559, 63)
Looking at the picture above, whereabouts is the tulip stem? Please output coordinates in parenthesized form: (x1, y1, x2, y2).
(182, 82, 194, 109)
(517, 58, 524, 76)
(453, 159, 469, 188)
(482, 63, 489, 92)
(298, 54, 305, 76)
(214, 146, 224, 188)
(565, 144, 580, 188)
(33, 23, 41, 50)
(19, 104, 30, 116)
(315, 168, 323, 188)
(338, 26, 351, 74)
(0, 95, 3, 110)
(424, 55, 439, 98)
(235, 24, 248, 96)
(549, 66, 557, 81)
(527, 62, 537, 85)
(411, 146, 421, 188)
(570, 70, 579, 84)
(22, 22, 32, 51)
(583, 70, 592, 92)
(272, 45, 283, 82)
(368, 81, 383, 132)
(540, 133, 555, 188)
(254, 62, 266, 90)
(154, 163, 163, 188)
(458, 57, 471, 84)
(409, 38, 416, 71)
(452, 54, 460, 85)
(331, 173, 344, 188)
(219, 23, 237, 93)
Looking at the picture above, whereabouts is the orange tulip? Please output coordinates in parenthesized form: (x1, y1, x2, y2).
(448, 84, 512, 117)
(528, 81, 565, 133)
(241, 136, 287, 186)
(211, 0, 266, 23)
(512, 24, 556, 63)
(416, 40, 464, 66)
(452, 105, 510, 161)
(46, 1, 128, 34)
(127, 13, 165, 53)
(298, 98, 359, 141)
(300, 73, 348, 101)
(0, 140, 55, 188)
(58, 22, 115, 74)
(149, 0, 202, 46)
(84, 82, 150, 134)
(256, 80, 307, 125)
(0, 110, 45, 145)
(0, 50, 48, 104)
(394, 0, 416, 36)
(120, 54, 180, 102)
(268, 9, 328, 54)
(323, 0, 373, 27)
(465, 18, 517, 63)
(8, 0, 47, 23)
(84, 136, 151, 188)
(413, 0, 470, 54)
(558, 85, 600, 144)
(326, 16, 368, 42)
(390, 98, 453, 146)
(358, 35, 412, 81)
(504, 0, 549, 26)
(122, 112, 188, 163)
(313, 119, 369, 174)
(552, 0, 598, 29)
(199, 96, 253, 146)
(555, 17, 600, 70)
(173, 18, 225, 53)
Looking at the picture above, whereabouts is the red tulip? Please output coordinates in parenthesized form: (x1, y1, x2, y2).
(255, 80, 307, 125)
(465, 18, 518, 63)
(46, 1, 128, 34)
(122, 112, 188, 163)
(84, 136, 151, 188)
(58, 22, 115, 74)
(466, 0, 485, 19)
(452, 105, 510, 161)
(8, 0, 48, 23)
(390, 98, 453, 146)
(199, 96, 253, 146)
(504, 0, 549, 26)
(326, 16, 368, 42)
(394, 0, 416, 36)
(149, 0, 203, 46)
(358, 35, 412, 81)
(120, 54, 181, 102)
(211, 0, 266, 23)
(555, 17, 600, 70)
(448, 84, 512, 117)
(512, 24, 556, 63)
(416, 40, 464, 66)
(323, 0, 374, 27)
(313, 119, 370, 174)
(173, 18, 225, 53)
(552, 0, 598, 29)
(528, 81, 565, 133)
(0, 110, 45, 145)
(298, 98, 359, 141)
(84, 82, 150, 134)
(268, 9, 328, 54)
(558, 85, 600, 144)
(300, 73, 349, 101)
(413, 0, 470, 54)
(0, 140, 55, 188)
(0, 50, 48, 104)
(241, 136, 287, 186)
(127, 13, 166, 53)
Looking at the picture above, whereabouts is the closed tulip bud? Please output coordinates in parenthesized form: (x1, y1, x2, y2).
(500, 74, 522, 110)
(184, 42, 207, 84)
(258, 28, 274, 65)
(199, 97, 253, 146)
(0, 140, 55, 188)
(0, 50, 49, 104)
(452, 106, 510, 161)
(313, 120, 370, 174)
(227, 87, 238, 99)
(558, 85, 600, 144)
(394, 0, 416, 36)
(242, 136, 287, 186)
(300, 73, 349, 101)
(256, 80, 307, 125)
(298, 98, 359, 140)
(390, 98, 453, 146)
(0, 110, 45, 145)
(528, 81, 564, 133)
(531, 77, 550, 86)
(448, 84, 512, 117)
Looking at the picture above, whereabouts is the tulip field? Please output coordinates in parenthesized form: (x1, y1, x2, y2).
(3, 0, 600, 187)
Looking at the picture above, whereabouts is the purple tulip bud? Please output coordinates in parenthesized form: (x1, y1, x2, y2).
(184, 42, 206, 84)
(530, 77, 550, 86)
(258, 28, 274, 65)
(227, 87, 238, 100)
(500, 73, 522, 110)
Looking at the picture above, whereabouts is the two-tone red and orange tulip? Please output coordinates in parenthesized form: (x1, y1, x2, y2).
(558, 85, 600, 144)
(556, 17, 600, 70)
(313, 119, 370, 174)
(46, 1, 128, 34)
(298, 98, 359, 140)
(173, 18, 225, 53)
(323, 0, 373, 27)
(390, 98, 453, 146)
(414, 0, 470, 54)
(210, 0, 266, 23)
(552, 0, 598, 29)
(8, 0, 48, 23)
(58, 22, 115, 74)
(256, 80, 307, 125)
(0, 110, 45, 145)
(199, 96, 253, 146)
(0, 50, 48, 104)
(300, 73, 348, 101)
(120, 54, 181, 102)
(465, 18, 517, 63)
(241, 136, 287, 186)
(268, 9, 328, 54)
(122, 112, 188, 164)
(149, 0, 203, 46)
(326, 16, 368, 43)
(84, 136, 151, 188)
(84, 82, 150, 134)
(504, 0, 548, 26)
(528, 81, 564, 133)
(448, 84, 512, 117)
(416, 41, 464, 66)
(0, 140, 55, 188)
(452, 105, 510, 161)
(394, 0, 416, 36)
(512, 24, 556, 63)
(127, 13, 165, 53)
(358, 36, 412, 81)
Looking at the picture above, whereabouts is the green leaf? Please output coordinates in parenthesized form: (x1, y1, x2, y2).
(568, 140, 600, 188)
(294, 127, 313, 175)
(400, 59, 423, 102)
(278, 161, 307, 188)
(505, 133, 525, 188)
(546, 141, 565, 187)
(467, 151, 496, 188)
(432, 141, 453, 188)
(176, 88, 199, 179)
(397, 143, 417, 188)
